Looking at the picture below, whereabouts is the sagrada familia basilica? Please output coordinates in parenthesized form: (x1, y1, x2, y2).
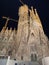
(0, 4, 49, 65)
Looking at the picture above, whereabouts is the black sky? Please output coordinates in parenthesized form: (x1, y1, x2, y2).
(0, 0, 49, 38)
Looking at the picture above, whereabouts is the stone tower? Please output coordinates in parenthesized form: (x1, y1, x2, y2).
(16, 5, 30, 61)
(16, 5, 49, 64)
(28, 7, 49, 64)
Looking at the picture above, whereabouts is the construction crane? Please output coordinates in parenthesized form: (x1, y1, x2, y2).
(2, 16, 18, 29)
(19, 0, 24, 5)
(19, 0, 30, 11)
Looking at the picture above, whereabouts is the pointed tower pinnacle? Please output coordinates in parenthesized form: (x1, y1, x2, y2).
(34, 9, 42, 27)
(1, 27, 6, 34)
(30, 7, 42, 28)
(14, 28, 17, 34)
(9, 28, 12, 36)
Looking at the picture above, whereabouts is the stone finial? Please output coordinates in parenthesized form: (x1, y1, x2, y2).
(14, 28, 17, 34)
(31, 6, 34, 13)
(9, 28, 12, 33)
(19, 5, 28, 16)
(1, 26, 6, 34)
(5, 27, 8, 32)
(34, 9, 37, 15)
(8, 28, 12, 35)
(10, 28, 12, 31)
(4, 27, 9, 37)
(34, 8, 40, 19)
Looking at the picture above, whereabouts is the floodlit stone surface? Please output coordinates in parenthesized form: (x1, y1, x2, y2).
(0, 5, 49, 65)
(42, 57, 49, 65)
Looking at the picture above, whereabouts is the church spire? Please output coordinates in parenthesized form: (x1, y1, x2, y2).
(34, 9, 42, 27)
(19, 0, 24, 5)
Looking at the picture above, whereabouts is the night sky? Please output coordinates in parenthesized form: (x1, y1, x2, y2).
(0, 0, 49, 38)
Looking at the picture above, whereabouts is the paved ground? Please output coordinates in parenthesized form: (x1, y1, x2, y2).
(0, 59, 40, 65)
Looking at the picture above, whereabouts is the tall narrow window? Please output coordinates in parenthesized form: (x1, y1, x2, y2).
(8, 50, 12, 56)
(34, 54, 37, 61)
(21, 56, 23, 60)
(31, 54, 33, 61)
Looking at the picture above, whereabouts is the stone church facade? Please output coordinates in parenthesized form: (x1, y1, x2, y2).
(0, 5, 49, 64)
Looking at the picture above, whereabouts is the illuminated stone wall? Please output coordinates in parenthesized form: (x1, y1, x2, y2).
(0, 5, 49, 65)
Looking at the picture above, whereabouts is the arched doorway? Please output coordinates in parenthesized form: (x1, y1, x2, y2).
(31, 53, 37, 61)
